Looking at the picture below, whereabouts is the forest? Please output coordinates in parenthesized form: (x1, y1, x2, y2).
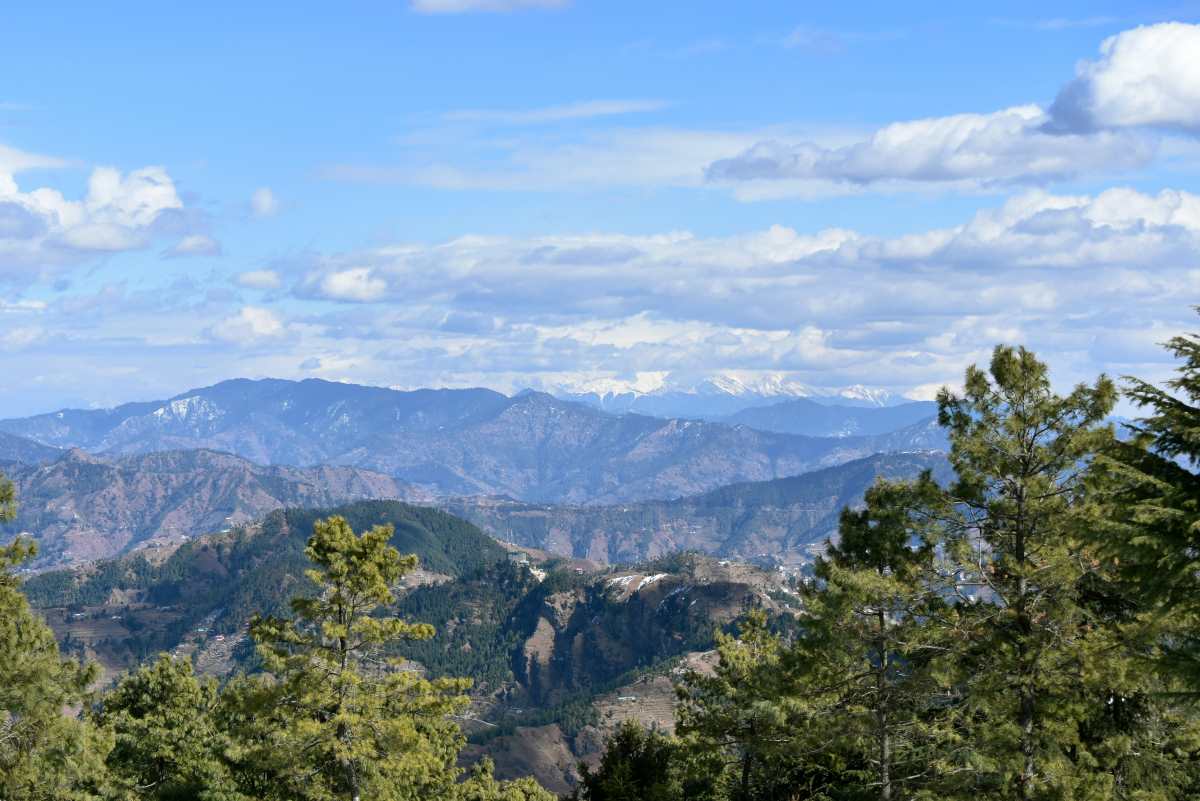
(3, 328, 1200, 801)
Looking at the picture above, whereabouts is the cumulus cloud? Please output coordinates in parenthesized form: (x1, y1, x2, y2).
(142, 185, 1171, 400)
(291, 188, 1200, 325)
(411, 0, 566, 11)
(707, 22, 1200, 195)
(162, 234, 222, 258)
(0, 151, 189, 280)
(1048, 22, 1200, 132)
(250, 187, 279, 218)
(306, 267, 388, 302)
(209, 306, 286, 343)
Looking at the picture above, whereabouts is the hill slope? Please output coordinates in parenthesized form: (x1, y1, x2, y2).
(0, 431, 62, 464)
(0, 449, 425, 568)
(445, 451, 952, 565)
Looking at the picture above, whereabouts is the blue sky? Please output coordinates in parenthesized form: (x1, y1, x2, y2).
(1, 1, 1199, 414)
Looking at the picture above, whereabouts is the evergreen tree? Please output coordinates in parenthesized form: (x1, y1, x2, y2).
(93, 654, 243, 800)
(233, 515, 473, 801)
(0, 476, 113, 800)
(457, 758, 556, 801)
(677, 610, 841, 801)
(928, 346, 1134, 799)
(794, 477, 954, 801)
(1092, 322, 1200, 689)
(573, 720, 719, 801)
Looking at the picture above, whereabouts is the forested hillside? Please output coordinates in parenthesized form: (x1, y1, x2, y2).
(19, 499, 788, 793)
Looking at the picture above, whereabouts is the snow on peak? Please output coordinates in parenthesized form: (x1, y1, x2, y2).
(152, 395, 224, 423)
(835, 385, 895, 407)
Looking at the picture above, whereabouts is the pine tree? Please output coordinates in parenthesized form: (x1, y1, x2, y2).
(456, 758, 556, 801)
(929, 346, 1127, 799)
(794, 477, 954, 801)
(93, 654, 244, 800)
(677, 610, 846, 801)
(573, 720, 720, 801)
(232, 514, 473, 801)
(0, 474, 113, 800)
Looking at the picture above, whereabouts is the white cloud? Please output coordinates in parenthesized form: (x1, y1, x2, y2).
(0, 143, 66, 182)
(706, 105, 1153, 190)
(312, 267, 388, 302)
(444, 99, 667, 125)
(210, 306, 286, 343)
(411, 0, 567, 12)
(707, 22, 1200, 196)
(12, 187, 1200, 406)
(162, 234, 221, 258)
(250, 187, 279, 218)
(236, 269, 282, 289)
(0, 155, 187, 279)
(1049, 22, 1200, 132)
(172, 185, 1181, 401)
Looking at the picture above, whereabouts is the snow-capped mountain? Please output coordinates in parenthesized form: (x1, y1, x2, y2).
(546, 372, 904, 419)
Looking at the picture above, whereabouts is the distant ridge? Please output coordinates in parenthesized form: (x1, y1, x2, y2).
(0, 378, 947, 506)
(721, 398, 939, 437)
(445, 451, 953, 565)
(0, 431, 62, 465)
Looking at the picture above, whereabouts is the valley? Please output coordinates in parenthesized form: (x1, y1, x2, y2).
(24, 500, 797, 794)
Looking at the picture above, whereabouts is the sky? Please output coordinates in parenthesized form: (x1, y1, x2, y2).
(2, 1, 1200, 415)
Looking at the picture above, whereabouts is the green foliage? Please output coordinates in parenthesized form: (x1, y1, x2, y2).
(93, 655, 243, 801)
(678, 610, 857, 801)
(574, 721, 720, 801)
(927, 346, 1134, 799)
(0, 528, 113, 800)
(457, 759, 556, 801)
(235, 515, 473, 800)
(392, 561, 537, 690)
(1091, 319, 1200, 690)
(0, 472, 15, 521)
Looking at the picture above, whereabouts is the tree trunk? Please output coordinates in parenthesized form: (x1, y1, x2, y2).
(1015, 486, 1035, 801)
(741, 749, 753, 801)
(877, 608, 893, 801)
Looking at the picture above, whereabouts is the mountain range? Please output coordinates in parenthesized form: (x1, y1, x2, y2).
(445, 451, 951, 565)
(0, 378, 946, 506)
(550, 373, 905, 419)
